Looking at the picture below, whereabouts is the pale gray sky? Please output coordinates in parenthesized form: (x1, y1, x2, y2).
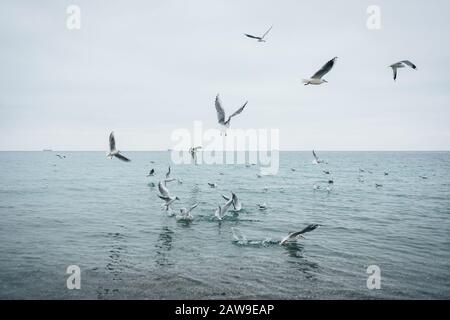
(1, 0, 449, 150)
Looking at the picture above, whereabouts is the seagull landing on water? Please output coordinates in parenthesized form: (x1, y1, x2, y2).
(222, 192, 242, 211)
(303, 57, 337, 85)
(244, 25, 273, 42)
(280, 224, 320, 245)
(157, 181, 179, 211)
(107, 132, 131, 162)
(176, 203, 199, 222)
(312, 150, 324, 164)
(215, 94, 248, 134)
(389, 60, 417, 81)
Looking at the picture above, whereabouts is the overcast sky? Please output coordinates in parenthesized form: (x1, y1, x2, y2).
(1, 0, 449, 150)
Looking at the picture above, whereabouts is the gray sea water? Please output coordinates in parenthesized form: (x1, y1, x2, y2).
(0, 151, 449, 299)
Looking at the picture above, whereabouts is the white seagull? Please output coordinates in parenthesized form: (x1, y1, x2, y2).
(389, 60, 417, 81)
(215, 94, 248, 133)
(189, 146, 202, 164)
(222, 192, 242, 211)
(312, 150, 324, 164)
(244, 25, 273, 42)
(176, 203, 199, 222)
(280, 224, 320, 245)
(157, 181, 179, 211)
(107, 132, 131, 162)
(303, 57, 337, 85)
(215, 194, 235, 220)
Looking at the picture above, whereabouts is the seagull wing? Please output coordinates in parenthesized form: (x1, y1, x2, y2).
(166, 166, 171, 178)
(232, 192, 242, 211)
(311, 57, 337, 79)
(291, 224, 320, 237)
(109, 132, 116, 152)
(244, 34, 261, 40)
(157, 194, 171, 202)
(226, 101, 248, 124)
(222, 194, 230, 201)
(114, 152, 130, 162)
(312, 150, 319, 161)
(401, 60, 417, 70)
(158, 181, 170, 197)
(261, 25, 273, 39)
(392, 67, 397, 81)
(215, 95, 226, 125)
(186, 203, 199, 214)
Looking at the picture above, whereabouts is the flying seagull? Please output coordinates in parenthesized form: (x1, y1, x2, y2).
(56, 154, 65, 159)
(389, 60, 417, 81)
(215, 94, 248, 132)
(303, 57, 337, 85)
(189, 146, 202, 164)
(244, 25, 273, 42)
(147, 169, 155, 177)
(280, 224, 320, 245)
(107, 132, 130, 162)
(176, 203, 199, 222)
(215, 195, 234, 221)
(157, 181, 179, 211)
(222, 192, 242, 211)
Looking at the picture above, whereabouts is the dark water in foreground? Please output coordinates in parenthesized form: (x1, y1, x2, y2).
(0, 151, 449, 299)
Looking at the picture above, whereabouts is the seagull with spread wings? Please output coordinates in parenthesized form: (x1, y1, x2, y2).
(176, 203, 199, 222)
(107, 132, 131, 162)
(244, 25, 273, 42)
(389, 60, 417, 81)
(215, 94, 248, 133)
(303, 57, 338, 85)
(280, 224, 320, 245)
(157, 181, 179, 211)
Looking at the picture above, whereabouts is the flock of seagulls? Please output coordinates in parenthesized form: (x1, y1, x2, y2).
(101, 25, 421, 246)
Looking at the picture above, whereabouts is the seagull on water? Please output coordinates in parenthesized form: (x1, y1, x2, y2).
(312, 150, 324, 164)
(389, 60, 417, 81)
(303, 57, 337, 85)
(176, 203, 199, 222)
(244, 25, 273, 42)
(215, 94, 248, 134)
(147, 169, 155, 177)
(157, 181, 179, 211)
(257, 203, 267, 210)
(107, 132, 131, 162)
(208, 183, 217, 188)
(56, 154, 66, 159)
(280, 224, 320, 245)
